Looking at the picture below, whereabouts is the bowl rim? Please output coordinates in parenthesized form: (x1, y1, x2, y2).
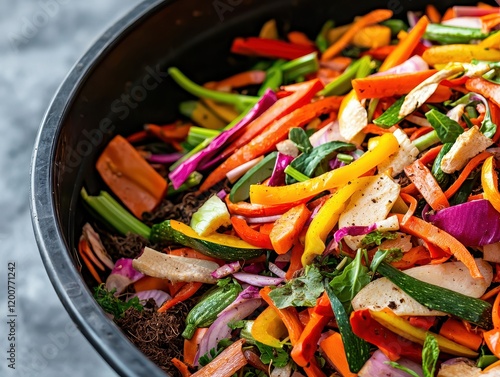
(30, 1, 171, 376)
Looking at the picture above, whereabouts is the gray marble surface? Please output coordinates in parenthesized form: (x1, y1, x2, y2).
(0, 1, 141, 376)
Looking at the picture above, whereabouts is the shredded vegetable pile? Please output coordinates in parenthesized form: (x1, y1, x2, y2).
(79, 3, 500, 377)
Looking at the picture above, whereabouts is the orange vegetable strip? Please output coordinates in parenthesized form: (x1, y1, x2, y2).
(270, 204, 311, 254)
(427, 85, 453, 103)
(215, 70, 266, 90)
(291, 306, 331, 367)
(419, 145, 443, 166)
(442, 7, 455, 21)
(168, 247, 223, 264)
(321, 9, 393, 61)
(493, 291, 500, 329)
(391, 246, 430, 270)
(146, 122, 191, 141)
(483, 155, 500, 213)
(400, 182, 418, 195)
(78, 238, 103, 284)
(231, 37, 316, 60)
(286, 243, 305, 280)
(171, 358, 192, 377)
(158, 282, 203, 313)
(400, 192, 418, 225)
(79, 236, 105, 271)
(302, 360, 327, 377)
(466, 77, 500, 108)
(288, 31, 315, 47)
(361, 44, 397, 60)
(484, 293, 500, 358)
(260, 286, 304, 345)
(362, 124, 390, 135)
(231, 217, 274, 250)
(468, 193, 484, 202)
(439, 318, 483, 351)
(490, 100, 500, 143)
(220, 80, 325, 161)
(405, 159, 450, 211)
(409, 126, 433, 141)
(444, 151, 492, 199)
(200, 92, 341, 192)
(379, 16, 430, 72)
(352, 70, 437, 100)
(396, 214, 483, 279)
(426, 4, 441, 23)
(225, 194, 312, 218)
(319, 331, 357, 377)
(96, 135, 167, 218)
(259, 223, 274, 235)
(126, 130, 148, 143)
(191, 339, 247, 377)
(482, 285, 500, 301)
(184, 328, 208, 367)
(133, 276, 171, 293)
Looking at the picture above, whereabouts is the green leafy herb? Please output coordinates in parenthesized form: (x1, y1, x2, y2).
(477, 345, 499, 368)
(385, 361, 421, 377)
(361, 231, 398, 248)
(422, 333, 440, 377)
(93, 284, 143, 319)
(255, 342, 289, 367)
(329, 249, 371, 312)
(370, 248, 403, 274)
(286, 141, 355, 184)
(316, 20, 334, 53)
(450, 93, 497, 139)
(199, 346, 224, 367)
(242, 367, 268, 377)
(269, 265, 324, 308)
(282, 52, 319, 83)
(431, 143, 453, 189)
(373, 96, 405, 128)
(289, 128, 313, 154)
(425, 109, 464, 143)
(228, 320, 247, 330)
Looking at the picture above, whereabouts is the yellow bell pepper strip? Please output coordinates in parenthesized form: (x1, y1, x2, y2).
(482, 156, 500, 214)
(423, 45, 500, 67)
(480, 30, 500, 48)
(303, 176, 374, 266)
(369, 308, 479, 358)
(251, 306, 288, 348)
(396, 214, 483, 279)
(249, 132, 398, 206)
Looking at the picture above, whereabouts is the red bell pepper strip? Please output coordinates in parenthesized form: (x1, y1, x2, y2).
(231, 37, 316, 60)
(157, 282, 202, 313)
(220, 79, 326, 164)
(350, 309, 423, 362)
(285, 242, 305, 281)
(225, 196, 311, 218)
(231, 217, 274, 249)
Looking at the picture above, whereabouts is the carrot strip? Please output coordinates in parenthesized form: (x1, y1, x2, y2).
(400, 192, 418, 225)
(401, 182, 418, 195)
(468, 193, 484, 202)
(321, 9, 393, 61)
(288, 31, 315, 47)
(201, 93, 341, 192)
(270, 204, 311, 254)
(158, 282, 202, 313)
(426, 4, 441, 23)
(231, 217, 274, 249)
(133, 276, 171, 293)
(78, 238, 103, 284)
(184, 328, 208, 367)
(405, 159, 450, 211)
(490, 100, 500, 143)
(419, 144, 443, 166)
(96, 135, 167, 218)
(286, 243, 305, 280)
(482, 285, 500, 301)
(171, 358, 192, 377)
(379, 16, 430, 72)
(409, 126, 434, 141)
(362, 124, 390, 135)
(220, 79, 325, 163)
(215, 70, 266, 90)
(444, 151, 492, 199)
(466, 77, 500, 108)
(439, 318, 483, 351)
(391, 246, 430, 270)
(319, 331, 357, 377)
(427, 85, 453, 103)
(442, 7, 455, 21)
(191, 339, 247, 377)
(225, 195, 311, 217)
(126, 130, 148, 143)
(396, 214, 483, 279)
(168, 247, 223, 264)
(352, 70, 437, 100)
(484, 293, 500, 358)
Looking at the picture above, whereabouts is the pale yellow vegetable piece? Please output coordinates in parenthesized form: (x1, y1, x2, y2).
(352, 25, 391, 49)
(423, 45, 500, 67)
(190, 195, 231, 236)
(338, 90, 368, 142)
(377, 128, 419, 177)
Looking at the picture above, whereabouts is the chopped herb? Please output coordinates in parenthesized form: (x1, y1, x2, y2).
(361, 230, 398, 248)
(93, 284, 143, 319)
(255, 341, 289, 367)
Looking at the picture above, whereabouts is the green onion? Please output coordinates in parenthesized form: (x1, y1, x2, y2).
(186, 127, 221, 146)
(337, 153, 354, 164)
(319, 56, 371, 96)
(81, 188, 151, 239)
(315, 20, 334, 53)
(284, 165, 310, 182)
(282, 52, 319, 83)
(167, 172, 203, 196)
(412, 130, 441, 152)
(258, 60, 286, 96)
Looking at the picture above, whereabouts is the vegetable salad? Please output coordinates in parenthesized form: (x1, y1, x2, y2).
(79, 3, 500, 377)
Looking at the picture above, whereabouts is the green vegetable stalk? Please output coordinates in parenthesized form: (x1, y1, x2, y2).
(424, 23, 488, 44)
(319, 55, 372, 96)
(182, 279, 242, 339)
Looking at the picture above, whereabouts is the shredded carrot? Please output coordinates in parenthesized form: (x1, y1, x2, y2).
(400, 192, 418, 225)
(126, 130, 148, 144)
(184, 328, 208, 367)
(171, 358, 192, 377)
(418, 144, 443, 166)
(379, 16, 429, 72)
(391, 246, 430, 270)
(363, 124, 390, 135)
(168, 247, 223, 264)
(396, 214, 482, 279)
(410, 126, 434, 141)
(425, 4, 441, 23)
(270, 204, 311, 254)
(482, 285, 500, 301)
(439, 318, 483, 351)
(444, 151, 492, 199)
(78, 238, 103, 284)
(319, 331, 356, 377)
(321, 9, 393, 61)
(133, 276, 171, 293)
(468, 193, 484, 202)
(158, 282, 203, 313)
(215, 70, 266, 90)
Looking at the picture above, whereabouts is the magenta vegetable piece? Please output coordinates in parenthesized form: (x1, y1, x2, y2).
(211, 261, 241, 279)
(268, 152, 295, 186)
(106, 258, 145, 294)
(245, 214, 282, 224)
(147, 152, 184, 164)
(428, 199, 500, 246)
(195, 286, 261, 366)
(232, 272, 284, 287)
(243, 263, 265, 274)
(268, 262, 286, 278)
(169, 89, 277, 189)
(131, 289, 171, 307)
(453, 6, 499, 17)
(357, 350, 423, 377)
(334, 224, 377, 243)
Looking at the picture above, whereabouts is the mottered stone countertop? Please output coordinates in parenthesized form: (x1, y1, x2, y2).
(0, 1, 141, 376)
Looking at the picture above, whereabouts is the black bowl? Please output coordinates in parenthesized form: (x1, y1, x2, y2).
(30, 0, 491, 375)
